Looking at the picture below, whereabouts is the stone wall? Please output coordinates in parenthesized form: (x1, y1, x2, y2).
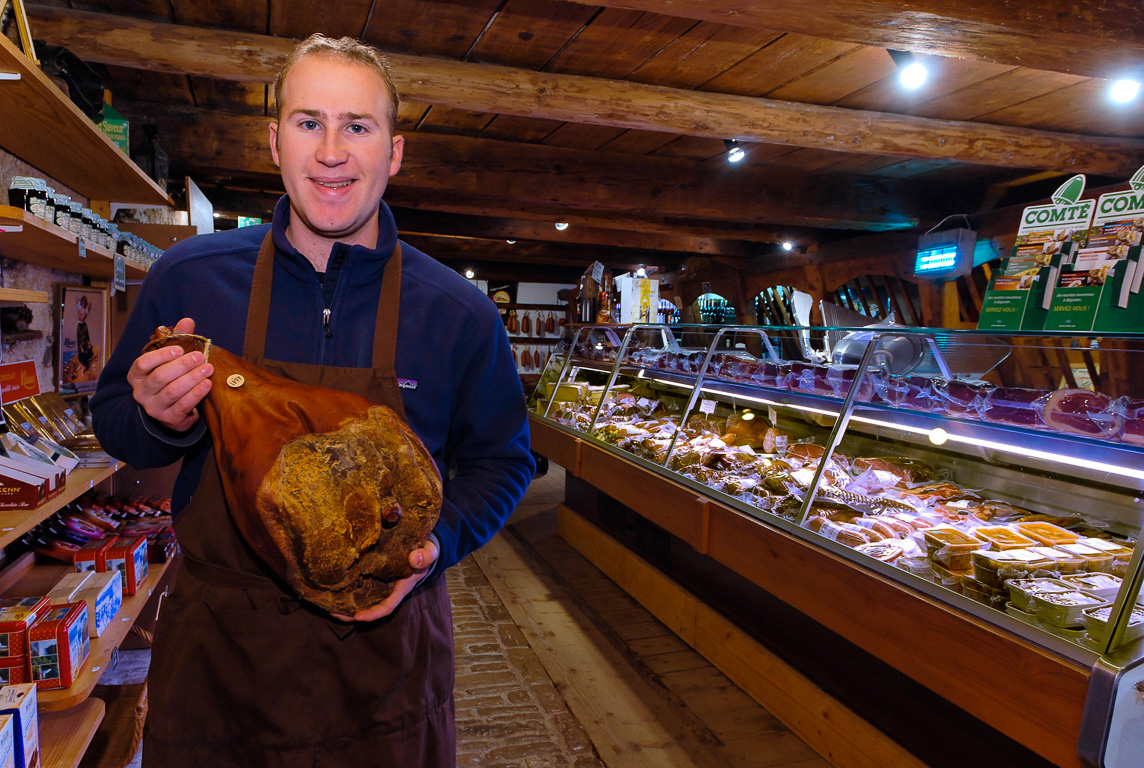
(1, 148, 87, 395)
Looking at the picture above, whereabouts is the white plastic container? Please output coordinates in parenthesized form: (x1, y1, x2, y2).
(1082, 604, 1144, 644)
(1061, 572, 1122, 600)
(1006, 578, 1071, 612)
(1031, 590, 1107, 628)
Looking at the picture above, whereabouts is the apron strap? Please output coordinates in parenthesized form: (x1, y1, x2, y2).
(243, 229, 403, 375)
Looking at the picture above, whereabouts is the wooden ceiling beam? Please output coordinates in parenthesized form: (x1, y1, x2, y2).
(27, 5, 1144, 176)
(559, 0, 1144, 81)
(123, 104, 937, 230)
(181, 181, 797, 253)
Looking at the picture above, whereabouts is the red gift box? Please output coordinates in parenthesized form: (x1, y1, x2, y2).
(0, 598, 50, 662)
(28, 603, 89, 690)
(72, 538, 116, 574)
(106, 537, 149, 596)
(0, 658, 29, 687)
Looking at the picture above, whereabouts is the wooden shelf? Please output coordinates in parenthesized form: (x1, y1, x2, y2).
(0, 35, 167, 206)
(3, 560, 170, 711)
(40, 698, 105, 768)
(0, 207, 148, 279)
(0, 287, 49, 304)
(0, 463, 124, 550)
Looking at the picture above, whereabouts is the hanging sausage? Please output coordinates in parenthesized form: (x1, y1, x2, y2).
(506, 310, 518, 334)
(521, 311, 531, 335)
(545, 312, 555, 334)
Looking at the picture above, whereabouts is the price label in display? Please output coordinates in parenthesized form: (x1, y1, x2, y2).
(699, 399, 716, 415)
(637, 397, 655, 409)
(740, 444, 756, 455)
(591, 261, 605, 283)
(77, 237, 86, 259)
(768, 406, 778, 426)
(113, 254, 126, 295)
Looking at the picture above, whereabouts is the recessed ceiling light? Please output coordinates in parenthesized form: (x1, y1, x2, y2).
(899, 61, 927, 89)
(506, 240, 516, 244)
(782, 241, 794, 251)
(555, 222, 569, 231)
(464, 269, 475, 279)
(1111, 79, 1141, 103)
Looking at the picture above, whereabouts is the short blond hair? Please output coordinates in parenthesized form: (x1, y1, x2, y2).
(273, 33, 399, 134)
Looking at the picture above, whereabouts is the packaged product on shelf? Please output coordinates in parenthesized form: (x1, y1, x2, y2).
(1082, 604, 1144, 645)
(106, 536, 148, 595)
(0, 456, 62, 500)
(0, 684, 39, 768)
(1006, 578, 1071, 612)
(72, 537, 116, 573)
(1053, 542, 1115, 573)
(47, 572, 93, 605)
(1060, 572, 1122, 600)
(0, 599, 50, 662)
(1025, 546, 1086, 575)
(0, 465, 49, 510)
(1015, 521, 1079, 546)
(28, 602, 90, 690)
(0, 713, 13, 768)
(971, 525, 1038, 551)
(1074, 537, 1134, 575)
(0, 662, 28, 689)
(1031, 590, 1106, 628)
(75, 569, 122, 638)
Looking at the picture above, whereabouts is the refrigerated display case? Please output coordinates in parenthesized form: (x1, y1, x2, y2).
(529, 322, 1144, 768)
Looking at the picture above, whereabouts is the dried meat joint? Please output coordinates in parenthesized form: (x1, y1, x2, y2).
(142, 326, 443, 615)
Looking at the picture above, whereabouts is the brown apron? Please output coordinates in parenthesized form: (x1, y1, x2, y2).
(144, 233, 456, 768)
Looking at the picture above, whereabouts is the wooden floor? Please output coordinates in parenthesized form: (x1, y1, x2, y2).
(479, 465, 834, 768)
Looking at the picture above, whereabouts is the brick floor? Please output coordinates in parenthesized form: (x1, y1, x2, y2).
(450, 556, 605, 768)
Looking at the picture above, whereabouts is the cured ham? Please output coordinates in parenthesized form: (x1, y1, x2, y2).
(142, 326, 442, 614)
(1040, 389, 1114, 437)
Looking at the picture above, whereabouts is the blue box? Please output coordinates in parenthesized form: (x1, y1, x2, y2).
(0, 684, 39, 768)
(76, 570, 122, 638)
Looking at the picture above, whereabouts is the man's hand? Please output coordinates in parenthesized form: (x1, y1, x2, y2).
(333, 539, 439, 623)
(127, 317, 213, 432)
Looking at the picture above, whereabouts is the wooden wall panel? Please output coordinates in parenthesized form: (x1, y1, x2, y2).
(701, 34, 859, 96)
(766, 46, 895, 103)
(270, 0, 373, 40)
(362, 0, 502, 57)
(469, 0, 598, 69)
(546, 8, 698, 79)
(628, 23, 783, 89)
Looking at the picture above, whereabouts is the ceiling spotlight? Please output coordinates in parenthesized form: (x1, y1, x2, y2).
(464, 268, 475, 279)
(635, 266, 647, 278)
(724, 139, 745, 163)
(888, 49, 927, 89)
(1111, 79, 1141, 103)
(506, 240, 516, 244)
(555, 222, 569, 231)
(782, 241, 794, 251)
(212, 212, 221, 218)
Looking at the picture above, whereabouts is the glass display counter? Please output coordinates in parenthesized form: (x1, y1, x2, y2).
(531, 323, 1144, 766)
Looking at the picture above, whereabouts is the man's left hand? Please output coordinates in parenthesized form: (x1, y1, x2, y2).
(333, 539, 439, 623)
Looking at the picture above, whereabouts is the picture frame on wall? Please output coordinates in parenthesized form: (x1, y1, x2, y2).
(58, 285, 107, 395)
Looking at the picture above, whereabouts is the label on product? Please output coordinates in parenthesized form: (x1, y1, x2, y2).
(768, 406, 778, 426)
(77, 238, 85, 259)
(774, 433, 788, 453)
(113, 254, 126, 294)
(637, 397, 655, 409)
(699, 399, 716, 415)
(739, 444, 755, 455)
(591, 262, 604, 283)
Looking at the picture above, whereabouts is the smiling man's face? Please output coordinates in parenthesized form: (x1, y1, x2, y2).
(269, 54, 403, 255)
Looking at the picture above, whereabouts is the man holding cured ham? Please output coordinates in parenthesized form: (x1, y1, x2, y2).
(91, 33, 533, 767)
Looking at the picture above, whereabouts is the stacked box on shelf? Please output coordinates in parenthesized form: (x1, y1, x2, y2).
(28, 602, 89, 690)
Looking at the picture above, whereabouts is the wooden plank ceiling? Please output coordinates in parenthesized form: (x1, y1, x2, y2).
(20, 0, 1144, 283)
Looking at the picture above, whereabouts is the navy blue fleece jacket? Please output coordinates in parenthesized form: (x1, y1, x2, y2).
(90, 196, 534, 577)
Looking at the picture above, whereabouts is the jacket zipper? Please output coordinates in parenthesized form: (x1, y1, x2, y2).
(323, 308, 332, 338)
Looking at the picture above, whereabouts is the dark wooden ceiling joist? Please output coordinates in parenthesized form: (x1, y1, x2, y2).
(27, 5, 1144, 176)
(560, 0, 1144, 81)
(124, 104, 942, 231)
(187, 182, 795, 255)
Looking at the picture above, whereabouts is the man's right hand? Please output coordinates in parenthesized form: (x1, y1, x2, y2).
(127, 317, 214, 432)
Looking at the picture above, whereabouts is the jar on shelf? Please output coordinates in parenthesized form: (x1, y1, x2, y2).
(53, 194, 72, 231)
(67, 201, 84, 237)
(8, 176, 50, 221)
